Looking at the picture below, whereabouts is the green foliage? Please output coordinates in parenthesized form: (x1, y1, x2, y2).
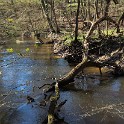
(0, 0, 124, 39)
(6, 48, 14, 53)
(63, 34, 73, 46)
(66, 3, 78, 11)
(63, 34, 73, 40)
(119, 35, 124, 41)
(15, 0, 40, 4)
(77, 37, 84, 41)
(34, 43, 41, 47)
(62, 33, 86, 46)
(6, 18, 14, 23)
(6, 47, 32, 56)
(103, 29, 117, 36)
(64, 38, 73, 46)
(67, 3, 78, 8)
(25, 48, 30, 52)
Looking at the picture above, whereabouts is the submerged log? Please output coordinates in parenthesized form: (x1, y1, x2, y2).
(47, 82, 59, 124)
(47, 6, 123, 92)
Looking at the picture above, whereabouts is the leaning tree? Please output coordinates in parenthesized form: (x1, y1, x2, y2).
(39, 0, 124, 123)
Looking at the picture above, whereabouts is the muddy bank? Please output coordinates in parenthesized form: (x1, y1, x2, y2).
(54, 36, 124, 60)
(53, 36, 124, 76)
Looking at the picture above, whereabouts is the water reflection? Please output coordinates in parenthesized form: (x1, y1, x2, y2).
(0, 39, 124, 124)
(111, 79, 121, 92)
(0, 40, 72, 102)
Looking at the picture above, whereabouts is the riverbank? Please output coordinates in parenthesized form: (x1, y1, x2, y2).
(42, 31, 124, 73)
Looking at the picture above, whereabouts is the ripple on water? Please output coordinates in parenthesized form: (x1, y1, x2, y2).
(0, 40, 124, 124)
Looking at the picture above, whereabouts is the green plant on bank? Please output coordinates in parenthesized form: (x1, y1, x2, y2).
(64, 38, 73, 46)
(119, 35, 124, 41)
(89, 28, 124, 39)
(0, 17, 21, 37)
(6, 47, 30, 54)
(66, 3, 78, 12)
(6, 48, 14, 53)
(63, 33, 85, 46)
(67, 3, 78, 8)
(63, 28, 124, 46)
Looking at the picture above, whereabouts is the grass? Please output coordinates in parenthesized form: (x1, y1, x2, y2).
(67, 3, 78, 8)
(62, 27, 124, 46)
(0, 0, 40, 4)
(63, 33, 85, 46)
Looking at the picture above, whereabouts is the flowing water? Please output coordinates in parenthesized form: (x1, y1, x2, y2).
(0, 39, 124, 124)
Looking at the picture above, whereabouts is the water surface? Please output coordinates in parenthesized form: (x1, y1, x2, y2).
(0, 39, 124, 124)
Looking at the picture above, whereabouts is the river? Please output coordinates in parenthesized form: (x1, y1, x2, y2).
(0, 39, 124, 124)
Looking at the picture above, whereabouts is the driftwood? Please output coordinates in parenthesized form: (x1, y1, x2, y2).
(53, 1, 121, 90)
(41, 1, 123, 122)
(43, 38, 123, 123)
(41, 82, 67, 124)
(47, 48, 123, 91)
(45, 14, 123, 93)
(47, 82, 59, 124)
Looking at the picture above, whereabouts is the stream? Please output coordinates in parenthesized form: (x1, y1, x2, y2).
(0, 39, 124, 124)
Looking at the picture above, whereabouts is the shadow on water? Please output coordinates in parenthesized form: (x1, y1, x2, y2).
(0, 39, 124, 124)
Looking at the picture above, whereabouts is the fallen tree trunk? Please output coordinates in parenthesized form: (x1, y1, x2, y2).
(45, 82, 67, 124)
(46, 0, 122, 92)
(46, 54, 88, 92)
(47, 82, 59, 124)
(58, 48, 124, 87)
(40, 1, 123, 123)
(58, 54, 88, 87)
(46, 15, 123, 92)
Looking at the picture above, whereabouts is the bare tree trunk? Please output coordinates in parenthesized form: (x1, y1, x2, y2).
(74, 0, 80, 41)
(104, 0, 110, 17)
(41, 0, 56, 33)
(80, 0, 87, 21)
(27, 11, 35, 33)
(87, 0, 91, 20)
(94, 0, 102, 37)
(52, 0, 60, 33)
(60, 0, 120, 86)
(100, 0, 103, 16)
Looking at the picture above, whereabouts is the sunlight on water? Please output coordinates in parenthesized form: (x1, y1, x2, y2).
(111, 79, 121, 92)
(0, 39, 124, 124)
